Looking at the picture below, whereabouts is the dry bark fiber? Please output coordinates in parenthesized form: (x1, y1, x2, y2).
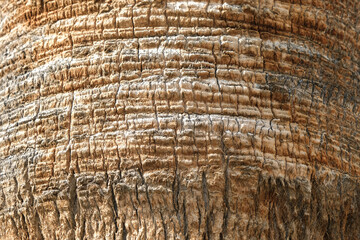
(0, 0, 359, 239)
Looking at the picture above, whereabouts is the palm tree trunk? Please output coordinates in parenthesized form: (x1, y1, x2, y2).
(0, 0, 359, 239)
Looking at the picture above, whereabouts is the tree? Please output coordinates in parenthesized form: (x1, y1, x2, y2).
(0, 0, 359, 239)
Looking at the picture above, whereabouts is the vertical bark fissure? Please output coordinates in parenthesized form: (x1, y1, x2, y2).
(202, 171, 211, 240)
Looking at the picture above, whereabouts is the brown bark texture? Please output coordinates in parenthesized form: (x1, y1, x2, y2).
(0, 0, 359, 239)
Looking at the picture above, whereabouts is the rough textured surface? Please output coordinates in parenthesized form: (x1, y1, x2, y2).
(0, 0, 359, 239)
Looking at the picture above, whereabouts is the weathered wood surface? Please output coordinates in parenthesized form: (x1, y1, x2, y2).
(0, 0, 359, 239)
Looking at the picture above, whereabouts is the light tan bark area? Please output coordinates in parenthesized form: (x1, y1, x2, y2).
(0, 0, 359, 239)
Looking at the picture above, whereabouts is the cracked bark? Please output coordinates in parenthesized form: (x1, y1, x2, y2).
(0, 0, 359, 239)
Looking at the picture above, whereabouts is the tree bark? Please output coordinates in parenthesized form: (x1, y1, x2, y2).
(0, 0, 359, 239)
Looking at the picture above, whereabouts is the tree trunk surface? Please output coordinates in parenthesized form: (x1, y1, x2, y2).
(0, 0, 359, 239)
